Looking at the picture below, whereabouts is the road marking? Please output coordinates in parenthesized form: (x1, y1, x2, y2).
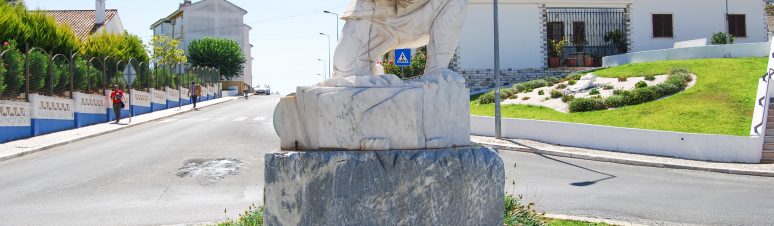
(213, 117, 227, 122)
(253, 116, 266, 121)
(233, 117, 248, 122)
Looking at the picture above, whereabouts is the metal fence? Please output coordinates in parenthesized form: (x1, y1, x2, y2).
(0, 44, 221, 101)
(546, 8, 629, 67)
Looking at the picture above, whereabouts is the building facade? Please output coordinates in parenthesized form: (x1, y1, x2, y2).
(150, 0, 253, 93)
(456, 0, 769, 92)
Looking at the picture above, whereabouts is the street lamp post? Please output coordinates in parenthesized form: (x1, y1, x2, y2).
(317, 58, 327, 79)
(493, 0, 502, 139)
(319, 33, 332, 79)
(323, 11, 339, 41)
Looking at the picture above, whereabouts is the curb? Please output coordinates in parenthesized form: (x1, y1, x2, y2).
(545, 213, 648, 226)
(479, 142, 774, 178)
(0, 97, 240, 163)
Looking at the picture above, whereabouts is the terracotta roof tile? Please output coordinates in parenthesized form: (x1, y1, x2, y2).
(40, 9, 118, 41)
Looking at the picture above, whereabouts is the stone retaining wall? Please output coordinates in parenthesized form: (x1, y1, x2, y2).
(458, 67, 590, 92)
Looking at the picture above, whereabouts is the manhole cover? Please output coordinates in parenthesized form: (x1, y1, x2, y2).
(176, 158, 245, 183)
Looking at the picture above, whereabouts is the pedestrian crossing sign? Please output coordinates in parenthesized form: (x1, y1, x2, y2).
(395, 48, 411, 67)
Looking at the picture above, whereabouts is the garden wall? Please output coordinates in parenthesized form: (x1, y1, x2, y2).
(150, 89, 167, 111)
(29, 94, 75, 136)
(130, 90, 152, 116)
(73, 92, 107, 127)
(0, 100, 32, 143)
(166, 87, 180, 108)
(471, 116, 764, 163)
(458, 67, 587, 93)
(603, 41, 772, 67)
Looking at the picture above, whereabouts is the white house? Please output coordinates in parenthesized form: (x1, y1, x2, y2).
(42, 0, 125, 41)
(150, 0, 253, 94)
(456, 0, 769, 91)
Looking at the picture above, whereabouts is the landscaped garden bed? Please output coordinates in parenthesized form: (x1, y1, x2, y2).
(471, 58, 766, 136)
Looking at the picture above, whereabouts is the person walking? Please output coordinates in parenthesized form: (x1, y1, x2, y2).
(110, 85, 125, 124)
(189, 82, 200, 109)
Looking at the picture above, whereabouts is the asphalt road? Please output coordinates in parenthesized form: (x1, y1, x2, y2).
(1, 96, 774, 225)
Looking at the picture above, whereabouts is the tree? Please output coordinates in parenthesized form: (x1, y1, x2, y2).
(150, 35, 187, 88)
(0, 2, 80, 55)
(187, 38, 245, 80)
(81, 31, 149, 87)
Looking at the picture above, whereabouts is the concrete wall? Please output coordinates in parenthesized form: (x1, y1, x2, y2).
(603, 41, 771, 67)
(150, 89, 167, 111)
(130, 89, 152, 116)
(471, 116, 764, 163)
(73, 92, 107, 127)
(166, 87, 180, 108)
(630, 0, 768, 52)
(0, 100, 32, 143)
(29, 94, 75, 136)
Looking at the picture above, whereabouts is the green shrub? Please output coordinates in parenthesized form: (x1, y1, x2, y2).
(522, 96, 531, 101)
(665, 72, 692, 88)
(604, 95, 626, 108)
(670, 67, 691, 75)
(644, 74, 656, 81)
(567, 80, 577, 85)
(589, 88, 600, 95)
(513, 79, 550, 93)
(501, 88, 515, 99)
(544, 76, 560, 85)
(537, 90, 544, 95)
(555, 83, 567, 89)
(569, 98, 607, 112)
(710, 32, 734, 45)
(612, 89, 630, 96)
(617, 76, 627, 82)
(217, 204, 264, 226)
(602, 84, 614, 90)
(657, 82, 681, 95)
(625, 87, 658, 105)
(504, 194, 546, 226)
(635, 81, 648, 88)
(550, 90, 562, 98)
(477, 91, 496, 104)
(561, 94, 574, 103)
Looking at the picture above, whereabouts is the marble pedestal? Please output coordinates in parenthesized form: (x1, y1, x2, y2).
(263, 146, 505, 226)
(275, 69, 470, 151)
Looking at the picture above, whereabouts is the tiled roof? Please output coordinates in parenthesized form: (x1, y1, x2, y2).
(41, 9, 118, 41)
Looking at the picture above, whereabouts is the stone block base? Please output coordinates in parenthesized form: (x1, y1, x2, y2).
(263, 146, 505, 226)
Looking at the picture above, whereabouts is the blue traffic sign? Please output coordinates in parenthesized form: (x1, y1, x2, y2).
(394, 48, 411, 67)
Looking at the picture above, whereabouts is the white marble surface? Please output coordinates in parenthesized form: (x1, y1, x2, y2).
(334, 0, 468, 77)
(279, 70, 469, 151)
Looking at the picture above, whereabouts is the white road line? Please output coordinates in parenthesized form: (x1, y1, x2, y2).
(253, 116, 266, 121)
(233, 117, 248, 122)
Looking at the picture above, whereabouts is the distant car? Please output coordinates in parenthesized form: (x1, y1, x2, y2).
(255, 84, 271, 95)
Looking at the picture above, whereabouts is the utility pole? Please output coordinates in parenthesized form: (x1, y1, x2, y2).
(493, 0, 502, 139)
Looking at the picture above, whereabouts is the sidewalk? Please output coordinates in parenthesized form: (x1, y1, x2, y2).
(472, 135, 774, 177)
(0, 96, 242, 162)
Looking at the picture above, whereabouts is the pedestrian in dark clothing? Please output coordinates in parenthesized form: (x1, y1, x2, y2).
(189, 82, 199, 109)
(110, 85, 125, 124)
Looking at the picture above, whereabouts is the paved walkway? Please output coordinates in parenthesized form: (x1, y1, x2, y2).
(0, 96, 244, 162)
(472, 135, 774, 177)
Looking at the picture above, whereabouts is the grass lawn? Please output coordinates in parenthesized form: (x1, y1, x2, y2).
(471, 58, 767, 136)
(549, 219, 611, 226)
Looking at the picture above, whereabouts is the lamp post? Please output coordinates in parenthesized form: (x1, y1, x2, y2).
(317, 58, 327, 79)
(319, 33, 332, 79)
(493, 0, 502, 139)
(323, 10, 339, 41)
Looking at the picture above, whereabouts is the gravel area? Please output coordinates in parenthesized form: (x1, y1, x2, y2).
(501, 74, 697, 113)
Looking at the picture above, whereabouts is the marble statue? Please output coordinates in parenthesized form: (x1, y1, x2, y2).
(333, 0, 468, 77)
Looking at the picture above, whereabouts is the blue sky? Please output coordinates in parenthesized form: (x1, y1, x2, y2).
(25, 0, 349, 94)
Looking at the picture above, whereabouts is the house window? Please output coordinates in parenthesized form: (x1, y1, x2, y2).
(727, 14, 746, 37)
(652, 14, 673, 38)
(547, 22, 565, 41)
(572, 21, 586, 45)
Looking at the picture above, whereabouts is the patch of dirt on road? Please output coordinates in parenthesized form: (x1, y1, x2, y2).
(176, 158, 245, 183)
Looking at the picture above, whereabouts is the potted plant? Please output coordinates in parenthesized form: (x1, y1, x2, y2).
(710, 32, 735, 45)
(604, 29, 627, 53)
(584, 53, 594, 67)
(572, 33, 588, 53)
(548, 38, 567, 67)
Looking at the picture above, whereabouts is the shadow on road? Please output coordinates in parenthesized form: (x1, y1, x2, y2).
(502, 139, 617, 187)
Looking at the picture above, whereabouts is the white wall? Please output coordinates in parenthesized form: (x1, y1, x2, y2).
(630, 0, 767, 52)
(459, 3, 543, 70)
(471, 116, 764, 163)
(603, 41, 771, 67)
